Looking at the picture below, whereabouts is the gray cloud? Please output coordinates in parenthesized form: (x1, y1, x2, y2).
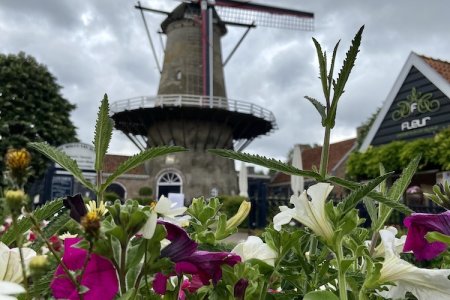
(1, 0, 449, 170)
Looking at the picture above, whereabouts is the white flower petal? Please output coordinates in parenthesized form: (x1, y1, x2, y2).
(0, 280, 25, 295)
(231, 236, 277, 266)
(273, 208, 295, 231)
(154, 196, 172, 214)
(278, 183, 334, 242)
(140, 211, 158, 239)
(378, 229, 450, 299)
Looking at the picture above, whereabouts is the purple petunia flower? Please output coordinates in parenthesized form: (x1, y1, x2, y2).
(50, 238, 119, 300)
(154, 221, 241, 295)
(403, 211, 450, 260)
(63, 194, 87, 223)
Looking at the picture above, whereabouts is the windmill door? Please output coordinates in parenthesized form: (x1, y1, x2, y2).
(157, 171, 182, 199)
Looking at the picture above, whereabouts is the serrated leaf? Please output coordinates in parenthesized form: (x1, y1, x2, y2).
(101, 146, 186, 191)
(28, 142, 95, 191)
(387, 154, 421, 201)
(312, 37, 329, 103)
(328, 25, 364, 128)
(374, 154, 421, 231)
(209, 149, 323, 181)
(1, 199, 65, 245)
(340, 172, 392, 215)
(326, 176, 412, 214)
(327, 40, 340, 101)
(31, 211, 72, 251)
(94, 94, 114, 171)
(305, 96, 327, 126)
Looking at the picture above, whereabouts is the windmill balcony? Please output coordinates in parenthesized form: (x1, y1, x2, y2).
(110, 94, 277, 129)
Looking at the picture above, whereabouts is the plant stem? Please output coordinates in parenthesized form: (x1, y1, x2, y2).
(319, 125, 331, 178)
(12, 215, 30, 299)
(336, 241, 348, 300)
(30, 215, 83, 300)
(78, 241, 93, 286)
(119, 242, 128, 294)
(97, 170, 103, 206)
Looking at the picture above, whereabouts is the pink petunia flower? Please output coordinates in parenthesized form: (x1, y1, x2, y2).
(153, 221, 241, 296)
(50, 238, 119, 300)
(403, 211, 450, 260)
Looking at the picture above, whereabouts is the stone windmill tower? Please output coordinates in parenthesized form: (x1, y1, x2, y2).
(111, 0, 314, 202)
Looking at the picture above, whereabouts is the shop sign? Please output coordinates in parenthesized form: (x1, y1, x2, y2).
(391, 87, 440, 131)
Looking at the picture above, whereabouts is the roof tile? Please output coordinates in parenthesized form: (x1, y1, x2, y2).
(420, 55, 450, 84)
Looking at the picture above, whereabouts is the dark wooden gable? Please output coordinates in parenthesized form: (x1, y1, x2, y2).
(371, 66, 450, 146)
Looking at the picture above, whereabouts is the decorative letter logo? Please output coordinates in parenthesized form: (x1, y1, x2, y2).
(391, 87, 440, 121)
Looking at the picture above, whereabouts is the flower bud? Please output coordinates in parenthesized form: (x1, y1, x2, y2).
(226, 200, 251, 231)
(29, 255, 49, 276)
(5, 148, 31, 171)
(234, 278, 249, 300)
(5, 189, 26, 213)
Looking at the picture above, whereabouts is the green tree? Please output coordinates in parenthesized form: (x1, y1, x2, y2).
(0, 52, 78, 185)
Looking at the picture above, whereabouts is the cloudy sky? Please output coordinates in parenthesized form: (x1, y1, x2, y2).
(1, 0, 449, 165)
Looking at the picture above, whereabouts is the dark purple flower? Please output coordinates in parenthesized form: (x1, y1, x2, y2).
(63, 194, 87, 223)
(50, 238, 119, 300)
(403, 211, 450, 260)
(154, 221, 241, 295)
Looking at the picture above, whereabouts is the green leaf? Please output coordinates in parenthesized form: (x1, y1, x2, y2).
(326, 176, 412, 214)
(387, 154, 421, 201)
(102, 146, 186, 191)
(28, 142, 95, 191)
(426, 231, 450, 245)
(31, 211, 72, 251)
(304, 291, 339, 300)
(1, 199, 65, 245)
(209, 149, 323, 181)
(94, 94, 114, 171)
(126, 240, 147, 269)
(339, 259, 354, 273)
(305, 96, 327, 126)
(328, 25, 364, 128)
(312, 37, 329, 104)
(327, 40, 340, 101)
(363, 197, 378, 224)
(340, 172, 392, 215)
(374, 154, 421, 231)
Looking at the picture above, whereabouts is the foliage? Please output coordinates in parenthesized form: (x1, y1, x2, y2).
(347, 127, 450, 180)
(0, 52, 78, 185)
(138, 186, 153, 197)
(355, 107, 380, 149)
(104, 191, 121, 203)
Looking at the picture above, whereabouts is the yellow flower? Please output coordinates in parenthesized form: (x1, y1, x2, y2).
(85, 200, 107, 216)
(5, 148, 31, 171)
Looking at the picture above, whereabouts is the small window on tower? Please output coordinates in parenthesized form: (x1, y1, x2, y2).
(176, 70, 182, 80)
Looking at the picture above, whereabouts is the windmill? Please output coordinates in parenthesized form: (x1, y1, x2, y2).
(110, 0, 314, 202)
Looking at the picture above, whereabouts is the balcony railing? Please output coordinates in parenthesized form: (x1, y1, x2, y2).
(110, 94, 277, 128)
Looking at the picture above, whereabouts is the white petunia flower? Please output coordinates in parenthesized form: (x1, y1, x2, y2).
(232, 236, 277, 266)
(367, 226, 406, 258)
(139, 195, 187, 239)
(273, 183, 334, 243)
(0, 242, 36, 283)
(377, 228, 450, 299)
(0, 280, 25, 300)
